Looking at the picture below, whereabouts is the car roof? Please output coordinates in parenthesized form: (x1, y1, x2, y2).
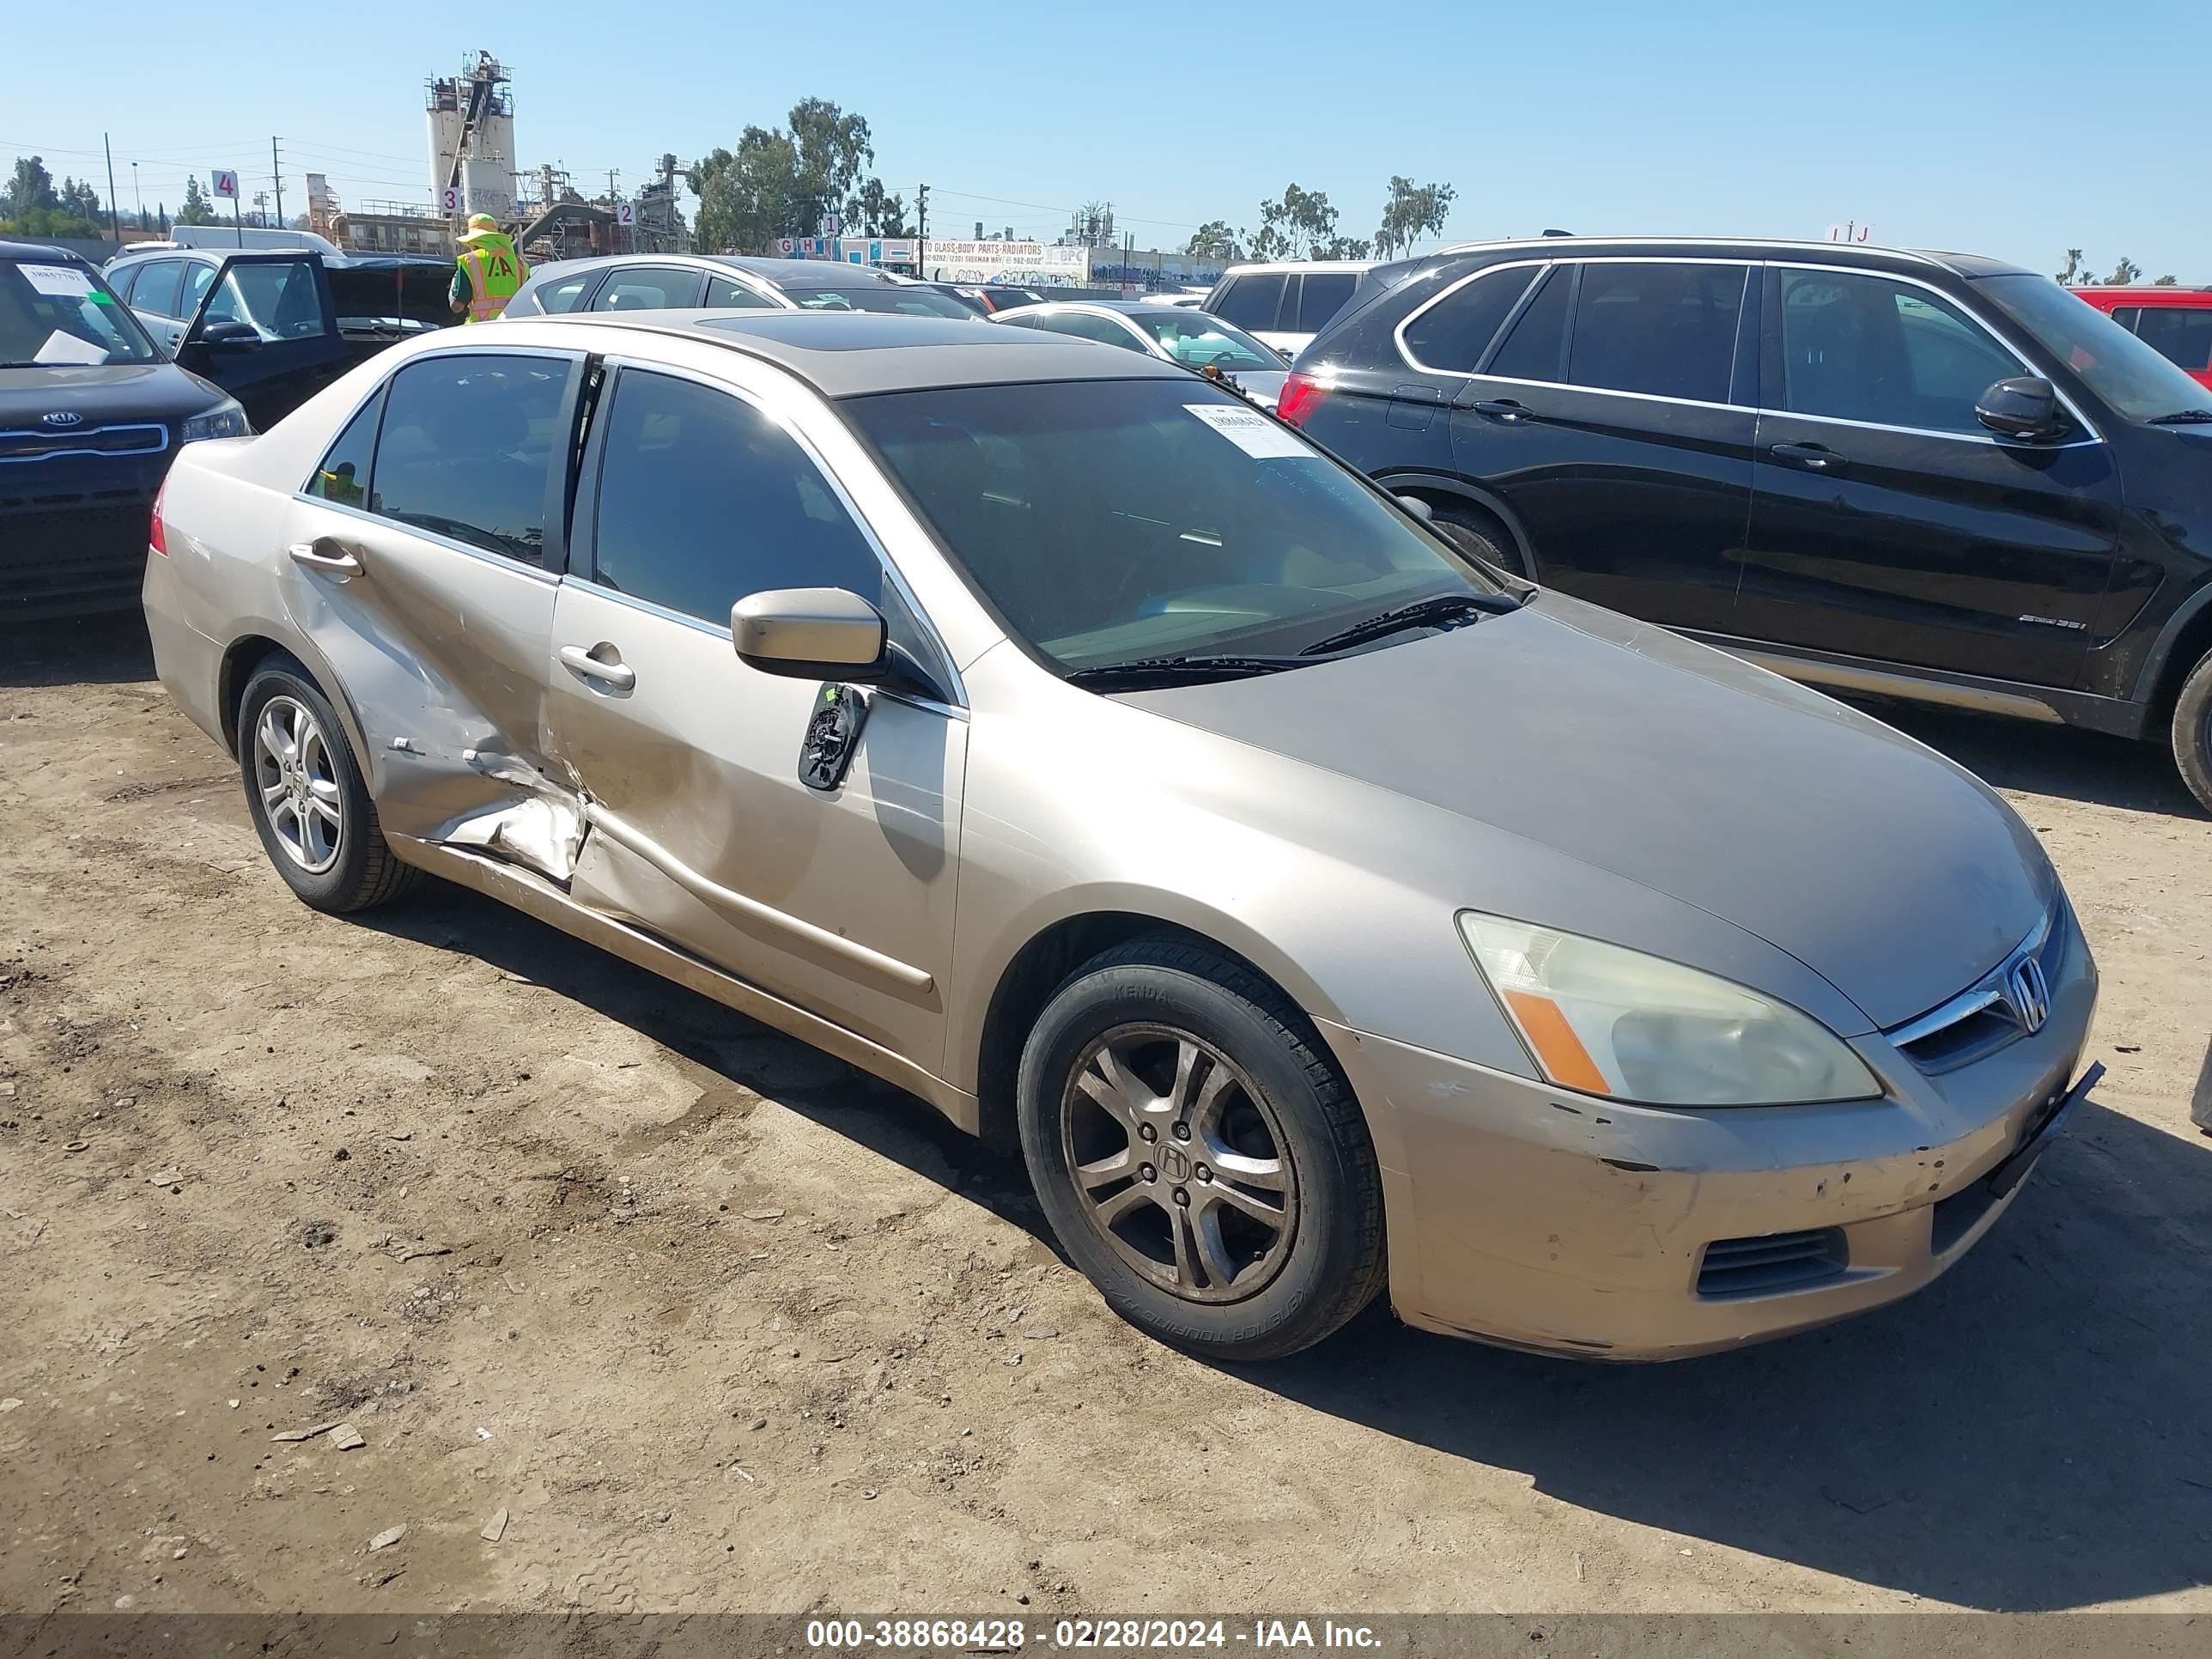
(1216, 260, 1376, 276)
(526, 252, 910, 290)
(2074, 285, 2212, 304)
(528, 309, 1191, 397)
(0, 239, 74, 261)
(1012, 300, 1209, 320)
(1418, 234, 2033, 280)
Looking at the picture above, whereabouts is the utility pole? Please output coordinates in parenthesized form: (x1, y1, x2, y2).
(915, 182, 928, 276)
(102, 132, 120, 247)
(271, 137, 283, 229)
(605, 167, 622, 251)
(131, 161, 142, 229)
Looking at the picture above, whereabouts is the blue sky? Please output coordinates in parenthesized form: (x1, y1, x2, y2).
(8, 0, 2205, 280)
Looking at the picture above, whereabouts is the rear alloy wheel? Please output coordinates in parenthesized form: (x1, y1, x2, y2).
(237, 657, 419, 914)
(1018, 939, 1386, 1361)
(1429, 502, 1528, 579)
(2172, 650, 2212, 816)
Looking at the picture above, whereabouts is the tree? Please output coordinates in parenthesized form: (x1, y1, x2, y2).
(5, 155, 56, 220)
(1374, 176, 1456, 259)
(178, 177, 218, 226)
(845, 176, 908, 238)
(1313, 234, 1372, 259)
(787, 97, 874, 229)
(2055, 248, 2084, 284)
(2154, 274, 2180, 286)
(1246, 183, 1341, 261)
(690, 98, 875, 252)
(689, 131, 802, 252)
(2101, 256, 2142, 285)
(57, 177, 103, 222)
(1184, 220, 1237, 259)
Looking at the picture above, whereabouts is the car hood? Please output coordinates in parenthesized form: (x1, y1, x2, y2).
(0, 361, 230, 424)
(1222, 368, 1287, 409)
(1120, 593, 2055, 1030)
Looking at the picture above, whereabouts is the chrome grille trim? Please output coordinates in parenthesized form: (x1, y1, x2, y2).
(0, 422, 170, 464)
(1887, 907, 2062, 1054)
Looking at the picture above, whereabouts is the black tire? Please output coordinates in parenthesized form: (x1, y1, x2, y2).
(1430, 502, 1528, 579)
(236, 656, 418, 914)
(1017, 937, 1386, 1362)
(2173, 650, 2212, 816)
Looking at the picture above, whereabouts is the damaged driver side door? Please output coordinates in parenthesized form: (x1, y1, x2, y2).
(543, 360, 969, 1084)
(280, 347, 584, 847)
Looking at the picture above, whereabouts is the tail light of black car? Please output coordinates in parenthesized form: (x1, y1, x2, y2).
(1274, 371, 1328, 428)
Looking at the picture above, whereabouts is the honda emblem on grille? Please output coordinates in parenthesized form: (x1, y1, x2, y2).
(40, 410, 84, 428)
(2006, 957, 2051, 1036)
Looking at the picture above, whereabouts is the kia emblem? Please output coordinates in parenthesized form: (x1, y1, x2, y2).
(40, 410, 83, 428)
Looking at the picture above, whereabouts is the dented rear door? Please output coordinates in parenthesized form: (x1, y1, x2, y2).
(279, 347, 584, 847)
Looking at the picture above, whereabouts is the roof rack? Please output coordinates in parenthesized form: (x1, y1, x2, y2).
(1430, 234, 1942, 269)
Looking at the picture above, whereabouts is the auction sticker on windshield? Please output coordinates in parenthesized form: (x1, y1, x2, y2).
(19, 264, 94, 299)
(1186, 403, 1310, 459)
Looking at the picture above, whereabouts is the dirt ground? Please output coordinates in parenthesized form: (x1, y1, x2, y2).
(2, 615, 2209, 1620)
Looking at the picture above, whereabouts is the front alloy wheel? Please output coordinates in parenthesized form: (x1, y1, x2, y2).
(1062, 1025, 1298, 1304)
(1018, 938, 1387, 1361)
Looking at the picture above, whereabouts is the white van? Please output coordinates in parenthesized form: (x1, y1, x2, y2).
(1203, 260, 1376, 357)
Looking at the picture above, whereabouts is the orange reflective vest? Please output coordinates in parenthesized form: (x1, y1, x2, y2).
(458, 234, 525, 323)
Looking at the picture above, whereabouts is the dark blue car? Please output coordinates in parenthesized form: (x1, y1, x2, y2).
(1, 240, 246, 618)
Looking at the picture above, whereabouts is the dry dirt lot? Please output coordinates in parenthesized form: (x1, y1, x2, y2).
(2, 617, 2209, 1620)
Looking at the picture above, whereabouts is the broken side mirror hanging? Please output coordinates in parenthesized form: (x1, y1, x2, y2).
(799, 682, 870, 792)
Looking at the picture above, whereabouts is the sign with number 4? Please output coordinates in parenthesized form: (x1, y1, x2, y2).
(210, 170, 239, 199)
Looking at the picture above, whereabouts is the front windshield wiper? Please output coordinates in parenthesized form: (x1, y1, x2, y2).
(2147, 410, 2212, 426)
(1297, 592, 1517, 657)
(1061, 653, 1312, 690)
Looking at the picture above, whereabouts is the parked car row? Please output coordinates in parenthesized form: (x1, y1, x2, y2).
(141, 304, 2102, 1364)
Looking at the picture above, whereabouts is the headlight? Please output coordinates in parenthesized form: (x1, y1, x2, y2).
(179, 399, 250, 444)
(1458, 914, 1880, 1106)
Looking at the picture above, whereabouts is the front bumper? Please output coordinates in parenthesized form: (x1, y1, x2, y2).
(1322, 913, 2098, 1361)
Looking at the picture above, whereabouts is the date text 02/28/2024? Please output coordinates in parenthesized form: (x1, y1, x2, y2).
(804, 1618, 1382, 1650)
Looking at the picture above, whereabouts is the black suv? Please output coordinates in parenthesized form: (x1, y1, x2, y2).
(1280, 237, 2212, 811)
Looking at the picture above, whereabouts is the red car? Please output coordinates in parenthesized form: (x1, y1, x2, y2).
(2074, 285, 2212, 390)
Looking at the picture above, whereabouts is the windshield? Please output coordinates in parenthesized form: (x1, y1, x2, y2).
(844, 377, 1498, 672)
(784, 285, 977, 319)
(0, 258, 159, 367)
(207, 260, 330, 340)
(1976, 273, 2211, 422)
(1131, 312, 1282, 372)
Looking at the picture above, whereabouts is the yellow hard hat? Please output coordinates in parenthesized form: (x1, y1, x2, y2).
(459, 213, 501, 241)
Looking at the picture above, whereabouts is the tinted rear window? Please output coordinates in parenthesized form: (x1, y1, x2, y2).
(1566, 261, 1746, 403)
(1212, 273, 1285, 331)
(368, 354, 569, 565)
(2134, 305, 2212, 373)
(1295, 271, 1358, 332)
(1401, 265, 1538, 373)
(1488, 266, 1572, 380)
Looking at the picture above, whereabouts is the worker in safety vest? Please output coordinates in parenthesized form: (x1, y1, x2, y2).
(451, 214, 526, 324)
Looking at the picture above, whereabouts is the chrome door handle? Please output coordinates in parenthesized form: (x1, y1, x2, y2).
(288, 540, 362, 579)
(559, 644, 636, 691)
(1471, 398, 1531, 424)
